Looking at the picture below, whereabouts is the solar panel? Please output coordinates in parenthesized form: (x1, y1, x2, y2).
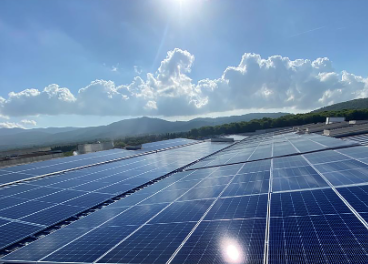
(171, 219, 266, 264)
(0, 140, 215, 186)
(3, 133, 368, 263)
(0, 222, 43, 249)
(269, 189, 368, 263)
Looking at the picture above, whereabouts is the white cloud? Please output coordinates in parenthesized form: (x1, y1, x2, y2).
(21, 119, 37, 126)
(0, 122, 25, 129)
(145, 100, 157, 110)
(134, 65, 142, 75)
(0, 49, 367, 118)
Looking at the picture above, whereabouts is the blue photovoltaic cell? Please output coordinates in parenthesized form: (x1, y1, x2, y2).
(273, 166, 317, 178)
(21, 205, 84, 226)
(97, 222, 196, 264)
(269, 189, 368, 263)
(303, 150, 350, 164)
(140, 189, 188, 205)
(0, 196, 27, 211)
(42, 204, 167, 263)
(150, 200, 213, 224)
(192, 175, 233, 189)
(222, 180, 269, 196)
(177, 184, 226, 201)
(273, 156, 309, 169)
(269, 214, 368, 263)
(0, 219, 10, 227)
(271, 189, 351, 217)
(205, 195, 268, 220)
(338, 146, 368, 159)
(62, 192, 114, 208)
(322, 169, 368, 186)
(172, 219, 266, 264)
(313, 159, 368, 174)
(1, 226, 91, 261)
(0, 173, 37, 185)
(273, 142, 298, 157)
(232, 171, 270, 183)
(106, 192, 152, 208)
(49, 179, 92, 189)
(238, 160, 271, 173)
(0, 200, 54, 219)
(289, 139, 324, 152)
(272, 166, 328, 192)
(36, 189, 87, 204)
(338, 185, 368, 222)
(71, 181, 112, 192)
(0, 222, 43, 249)
(43, 226, 139, 263)
(95, 183, 135, 195)
(0, 184, 39, 197)
(13, 186, 60, 200)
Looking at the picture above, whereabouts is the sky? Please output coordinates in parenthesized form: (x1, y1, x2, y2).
(0, 0, 367, 128)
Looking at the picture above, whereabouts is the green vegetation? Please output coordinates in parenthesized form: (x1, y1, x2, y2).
(186, 109, 368, 138)
(63, 151, 75, 157)
(312, 98, 368, 113)
(51, 145, 77, 152)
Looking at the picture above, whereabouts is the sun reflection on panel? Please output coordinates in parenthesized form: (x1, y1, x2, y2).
(220, 237, 246, 264)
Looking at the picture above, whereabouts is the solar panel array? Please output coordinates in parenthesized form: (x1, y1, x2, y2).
(0, 138, 199, 186)
(0, 140, 228, 251)
(342, 133, 368, 145)
(3, 134, 368, 263)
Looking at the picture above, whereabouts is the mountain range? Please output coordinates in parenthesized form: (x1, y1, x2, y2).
(312, 98, 368, 113)
(0, 112, 288, 151)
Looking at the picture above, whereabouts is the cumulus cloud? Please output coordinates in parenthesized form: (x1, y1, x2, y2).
(0, 122, 25, 129)
(21, 119, 37, 126)
(0, 49, 367, 117)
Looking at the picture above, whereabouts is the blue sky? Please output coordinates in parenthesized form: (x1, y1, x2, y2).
(0, 0, 367, 128)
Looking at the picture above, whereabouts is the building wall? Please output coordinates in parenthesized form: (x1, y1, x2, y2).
(78, 142, 115, 154)
(0, 153, 64, 168)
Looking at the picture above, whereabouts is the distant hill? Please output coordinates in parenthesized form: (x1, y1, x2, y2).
(312, 98, 368, 113)
(0, 112, 288, 151)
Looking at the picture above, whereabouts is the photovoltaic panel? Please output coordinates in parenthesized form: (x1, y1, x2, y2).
(205, 195, 268, 220)
(0, 142, 228, 251)
(0, 222, 43, 249)
(0, 200, 54, 219)
(177, 184, 227, 201)
(3, 134, 368, 263)
(222, 180, 269, 196)
(171, 219, 266, 264)
(36, 189, 87, 204)
(303, 150, 350, 164)
(0, 139, 209, 186)
(232, 170, 270, 182)
(272, 155, 309, 169)
(20, 205, 84, 226)
(269, 214, 368, 263)
(0, 196, 27, 211)
(43, 225, 140, 263)
(269, 189, 368, 263)
(149, 199, 213, 224)
(96, 222, 196, 264)
(41, 204, 168, 263)
(272, 165, 328, 192)
(338, 185, 368, 222)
